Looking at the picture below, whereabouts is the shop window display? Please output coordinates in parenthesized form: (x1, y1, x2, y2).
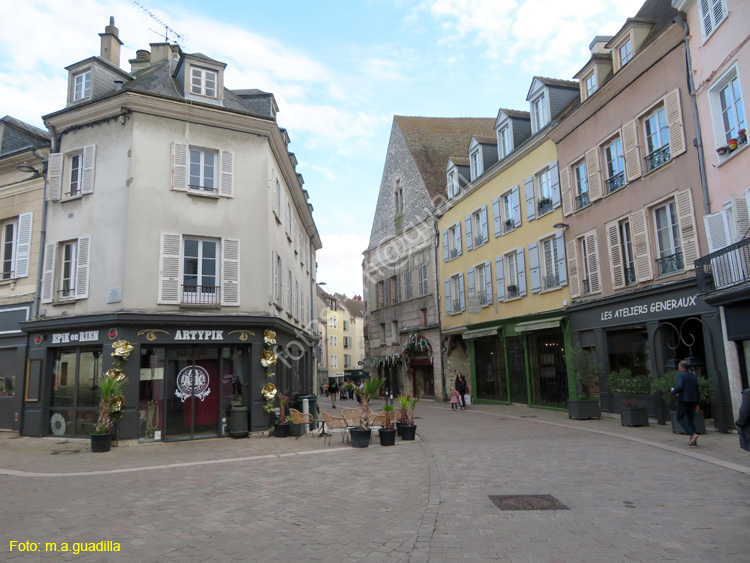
(49, 349, 103, 436)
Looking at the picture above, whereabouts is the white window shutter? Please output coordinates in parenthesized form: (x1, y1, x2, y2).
(560, 165, 573, 217)
(159, 233, 182, 304)
(631, 209, 653, 281)
(455, 222, 462, 256)
(675, 189, 698, 269)
(81, 145, 96, 194)
(567, 239, 581, 298)
(220, 150, 234, 197)
(14, 212, 33, 278)
(524, 176, 536, 221)
(46, 153, 63, 201)
(516, 248, 527, 296)
(665, 89, 686, 158)
(731, 193, 750, 242)
(41, 242, 56, 303)
(606, 220, 626, 290)
(280, 257, 285, 309)
(221, 238, 240, 306)
(172, 142, 188, 191)
(75, 235, 91, 299)
(442, 230, 449, 262)
(585, 148, 602, 202)
(549, 161, 561, 209)
(480, 205, 489, 243)
(444, 278, 452, 315)
(483, 260, 493, 303)
(622, 121, 642, 182)
(458, 273, 465, 311)
(704, 210, 736, 287)
(492, 197, 501, 237)
(704, 211, 731, 252)
(465, 215, 473, 250)
(528, 241, 541, 294)
(585, 231, 600, 294)
(495, 256, 505, 301)
(555, 233, 567, 287)
(273, 251, 279, 303)
(512, 186, 522, 227)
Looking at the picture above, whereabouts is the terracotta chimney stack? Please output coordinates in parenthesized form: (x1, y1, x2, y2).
(99, 16, 123, 67)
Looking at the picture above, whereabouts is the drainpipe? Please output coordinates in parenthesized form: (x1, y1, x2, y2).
(32, 126, 57, 320)
(431, 212, 446, 400)
(674, 14, 711, 216)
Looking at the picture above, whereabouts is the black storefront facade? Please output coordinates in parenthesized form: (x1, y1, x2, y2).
(0, 302, 33, 432)
(568, 279, 733, 432)
(20, 313, 314, 441)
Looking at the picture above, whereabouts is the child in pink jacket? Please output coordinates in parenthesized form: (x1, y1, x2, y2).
(450, 387, 459, 411)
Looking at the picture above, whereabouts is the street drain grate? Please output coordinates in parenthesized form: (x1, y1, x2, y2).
(489, 495, 568, 511)
(51, 450, 80, 455)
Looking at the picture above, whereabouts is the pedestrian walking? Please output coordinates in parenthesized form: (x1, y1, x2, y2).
(455, 373, 468, 410)
(450, 387, 459, 411)
(736, 387, 750, 452)
(329, 379, 338, 408)
(671, 360, 701, 446)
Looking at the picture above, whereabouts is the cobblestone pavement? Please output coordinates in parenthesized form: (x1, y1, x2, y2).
(1, 399, 748, 562)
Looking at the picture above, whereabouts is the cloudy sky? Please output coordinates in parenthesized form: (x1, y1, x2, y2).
(0, 0, 644, 297)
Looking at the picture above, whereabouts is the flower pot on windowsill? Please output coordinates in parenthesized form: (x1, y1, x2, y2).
(738, 129, 747, 143)
(728, 138, 738, 151)
(716, 146, 728, 156)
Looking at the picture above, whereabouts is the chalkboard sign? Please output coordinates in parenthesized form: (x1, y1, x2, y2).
(25, 359, 41, 402)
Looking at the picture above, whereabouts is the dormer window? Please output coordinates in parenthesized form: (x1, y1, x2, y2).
(532, 94, 548, 132)
(498, 126, 511, 158)
(73, 70, 91, 101)
(470, 150, 481, 180)
(618, 40, 633, 67)
(191, 67, 217, 98)
(447, 169, 459, 198)
(584, 74, 596, 98)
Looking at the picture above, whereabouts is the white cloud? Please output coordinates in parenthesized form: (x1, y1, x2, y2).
(316, 233, 368, 298)
(299, 161, 336, 180)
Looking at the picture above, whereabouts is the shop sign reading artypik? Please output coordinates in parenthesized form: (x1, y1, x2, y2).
(174, 330, 224, 341)
(175, 365, 211, 402)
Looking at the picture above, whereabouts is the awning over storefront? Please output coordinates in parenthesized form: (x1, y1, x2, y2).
(514, 316, 564, 333)
(442, 326, 467, 335)
(462, 327, 500, 339)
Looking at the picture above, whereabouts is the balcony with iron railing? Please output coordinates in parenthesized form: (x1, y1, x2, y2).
(474, 235, 484, 247)
(582, 278, 590, 295)
(452, 299, 462, 313)
(606, 171, 625, 194)
(503, 219, 515, 234)
(537, 198, 553, 215)
(182, 284, 220, 305)
(506, 284, 519, 299)
(645, 144, 671, 172)
(624, 264, 636, 286)
(479, 290, 492, 306)
(0, 270, 15, 281)
(543, 273, 560, 290)
(656, 251, 683, 276)
(450, 247, 460, 259)
(695, 237, 750, 294)
(575, 192, 590, 210)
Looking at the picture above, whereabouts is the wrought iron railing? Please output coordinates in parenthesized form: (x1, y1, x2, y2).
(543, 273, 560, 290)
(452, 299, 462, 312)
(656, 252, 684, 276)
(474, 236, 484, 247)
(624, 265, 636, 286)
(695, 237, 750, 293)
(582, 278, 590, 295)
(606, 171, 626, 193)
(506, 285, 519, 298)
(0, 270, 15, 281)
(450, 248, 460, 259)
(645, 145, 671, 172)
(182, 284, 220, 305)
(537, 198, 553, 215)
(479, 291, 492, 306)
(575, 192, 590, 210)
(58, 285, 76, 299)
(503, 219, 515, 234)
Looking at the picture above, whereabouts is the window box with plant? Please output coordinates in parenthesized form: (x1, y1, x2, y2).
(567, 348, 602, 421)
(608, 368, 651, 427)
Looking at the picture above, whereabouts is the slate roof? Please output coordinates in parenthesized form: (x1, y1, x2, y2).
(395, 116, 496, 201)
(448, 156, 470, 167)
(472, 135, 497, 145)
(633, 0, 679, 40)
(0, 115, 50, 158)
(534, 76, 579, 90)
(497, 108, 530, 120)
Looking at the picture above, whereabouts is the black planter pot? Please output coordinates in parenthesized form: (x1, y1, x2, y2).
(567, 399, 601, 420)
(350, 428, 372, 448)
(670, 410, 706, 434)
(620, 406, 649, 427)
(90, 433, 113, 453)
(274, 422, 291, 438)
(379, 428, 397, 446)
(400, 425, 417, 441)
(396, 422, 403, 436)
(290, 423, 304, 437)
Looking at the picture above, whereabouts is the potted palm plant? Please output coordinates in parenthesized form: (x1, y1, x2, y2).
(567, 348, 602, 420)
(651, 370, 714, 435)
(90, 340, 132, 453)
(343, 377, 385, 448)
(273, 391, 292, 438)
(379, 404, 397, 446)
(399, 395, 420, 441)
(608, 368, 651, 427)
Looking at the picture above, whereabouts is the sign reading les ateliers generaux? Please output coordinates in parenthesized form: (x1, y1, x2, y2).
(599, 295, 698, 322)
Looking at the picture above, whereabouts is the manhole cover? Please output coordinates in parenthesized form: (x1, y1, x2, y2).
(51, 450, 80, 455)
(489, 495, 568, 511)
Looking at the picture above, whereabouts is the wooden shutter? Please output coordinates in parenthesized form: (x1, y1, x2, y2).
(567, 239, 581, 298)
(442, 230, 449, 262)
(158, 233, 182, 304)
(458, 273, 465, 311)
(480, 206, 489, 244)
(483, 260, 493, 303)
(467, 267, 475, 297)
(220, 150, 234, 197)
(495, 256, 505, 301)
(455, 222, 462, 256)
(75, 235, 91, 299)
(41, 242, 56, 303)
(528, 241, 541, 294)
(549, 161, 561, 209)
(631, 209, 653, 281)
(273, 175, 279, 216)
(585, 231, 600, 294)
(272, 251, 279, 303)
(704, 210, 735, 287)
(221, 238, 240, 306)
(676, 189, 698, 269)
(14, 212, 33, 278)
(444, 279, 452, 315)
(46, 153, 63, 201)
(512, 185, 522, 227)
(524, 176, 536, 221)
(606, 220, 625, 290)
(560, 165, 572, 217)
(516, 248, 527, 297)
(731, 193, 750, 242)
(465, 215, 473, 250)
(585, 147, 602, 202)
(172, 142, 188, 191)
(622, 120, 642, 182)
(492, 198, 501, 237)
(665, 89, 686, 158)
(81, 145, 96, 194)
(555, 232, 567, 286)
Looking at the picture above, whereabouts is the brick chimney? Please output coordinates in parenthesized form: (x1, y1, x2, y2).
(99, 17, 123, 67)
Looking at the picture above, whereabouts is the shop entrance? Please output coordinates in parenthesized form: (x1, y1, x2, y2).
(165, 348, 220, 441)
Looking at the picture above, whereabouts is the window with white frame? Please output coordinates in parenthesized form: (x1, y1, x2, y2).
(286, 269, 292, 311)
(619, 39, 633, 67)
(710, 66, 746, 155)
(418, 263, 428, 296)
(619, 218, 636, 286)
(470, 150, 481, 180)
(503, 191, 514, 231)
(330, 335, 337, 347)
(699, 0, 727, 40)
(344, 354, 352, 369)
(498, 126, 511, 158)
(467, 207, 488, 248)
(41, 236, 91, 303)
(447, 169, 459, 197)
(72, 70, 91, 102)
(330, 355, 338, 369)
(579, 238, 592, 295)
(533, 94, 548, 130)
(182, 238, 219, 304)
(191, 66, 218, 98)
(449, 223, 461, 259)
(536, 168, 553, 214)
(404, 269, 413, 300)
(541, 236, 560, 290)
(603, 137, 626, 193)
(343, 336, 351, 349)
(68, 153, 82, 196)
(451, 273, 463, 313)
(653, 200, 683, 275)
(505, 251, 520, 299)
(274, 253, 282, 306)
(0, 219, 16, 280)
(343, 320, 349, 331)
(585, 73, 596, 98)
(643, 106, 670, 171)
(494, 185, 521, 235)
(60, 241, 77, 299)
(475, 262, 492, 306)
(45, 145, 96, 201)
(189, 149, 217, 192)
(273, 178, 282, 220)
(573, 159, 589, 210)
(286, 202, 292, 239)
(330, 317, 338, 329)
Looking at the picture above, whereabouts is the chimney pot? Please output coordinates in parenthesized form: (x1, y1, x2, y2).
(99, 16, 123, 67)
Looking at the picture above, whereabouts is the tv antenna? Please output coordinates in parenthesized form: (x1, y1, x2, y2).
(132, 1, 185, 44)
